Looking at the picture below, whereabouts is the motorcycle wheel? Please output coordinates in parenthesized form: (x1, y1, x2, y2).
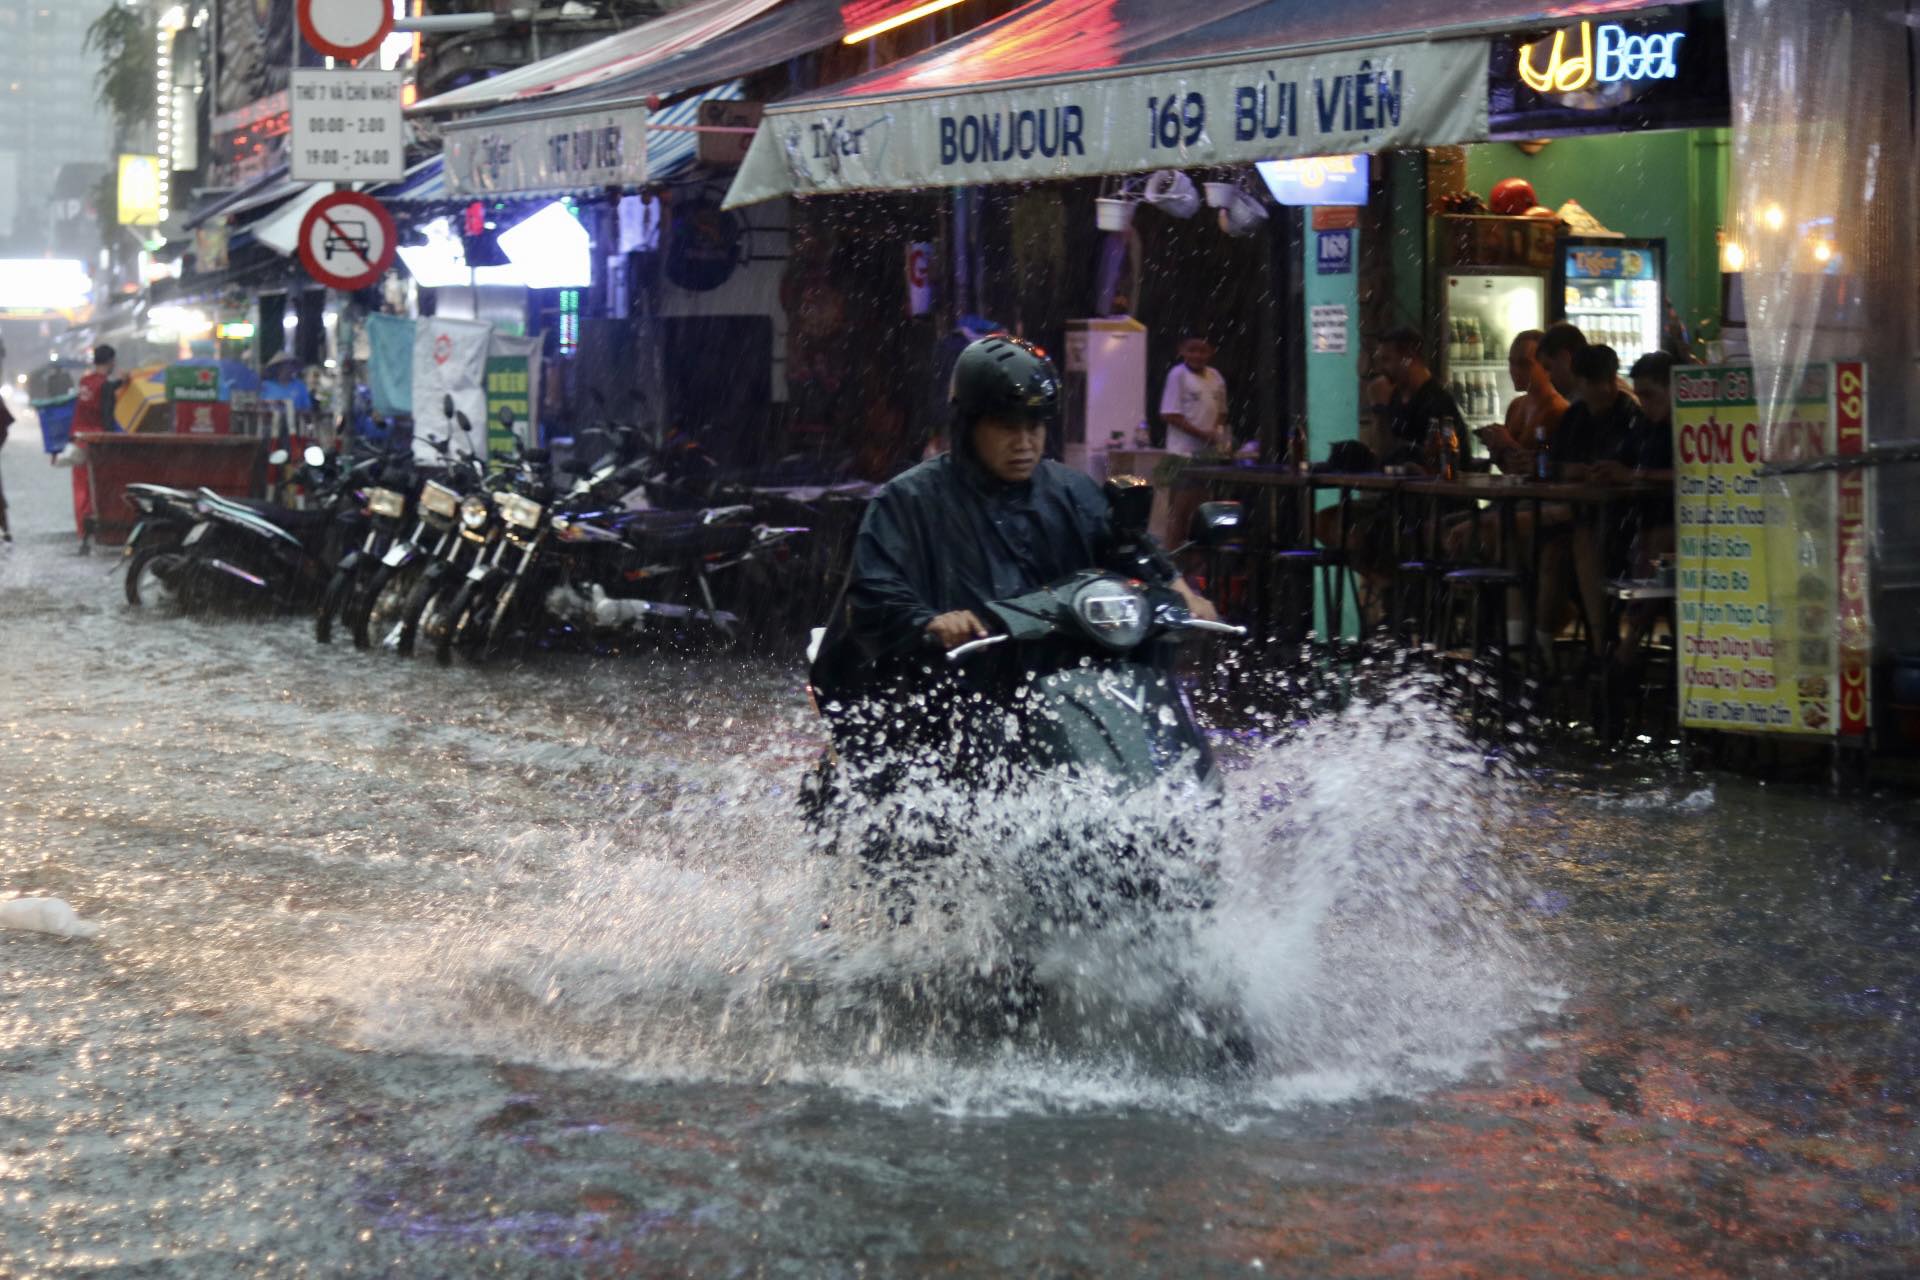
(348, 564, 398, 650)
(475, 579, 521, 666)
(124, 547, 182, 610)
(435, 580, 490, 667)
(394, 570, 448, 658)
(314, 566, 354, 644)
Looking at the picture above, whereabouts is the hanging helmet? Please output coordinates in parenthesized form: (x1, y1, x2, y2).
(949, 334, 1060, 425)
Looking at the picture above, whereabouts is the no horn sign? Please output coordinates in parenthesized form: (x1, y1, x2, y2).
(298, 190, 396, 292)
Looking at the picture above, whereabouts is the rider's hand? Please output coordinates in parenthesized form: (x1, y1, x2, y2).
(926, 610, 990, 650)
(1172, 578, 1219, 623)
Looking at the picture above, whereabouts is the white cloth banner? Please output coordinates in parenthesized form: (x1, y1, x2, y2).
(411, 317, 493, 465)
(445, 104, 649, 198)
(725, 40, 1489, 207)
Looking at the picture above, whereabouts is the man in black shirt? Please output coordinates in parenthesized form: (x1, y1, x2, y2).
(1543, 344, 1643, 658)
(1319, 328, 1463, 625)
(1375, 326, 1464, 460)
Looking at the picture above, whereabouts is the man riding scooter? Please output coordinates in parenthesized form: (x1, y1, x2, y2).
(842, 332, 1216, 666)
(807, 334, 1233, 914)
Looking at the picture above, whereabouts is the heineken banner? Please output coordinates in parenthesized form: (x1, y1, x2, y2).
(724, 40, 1488, 206)
(446, 103, 649, 198)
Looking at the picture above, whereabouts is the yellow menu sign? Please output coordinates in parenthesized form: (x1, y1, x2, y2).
(1672, 362, 1869, 736)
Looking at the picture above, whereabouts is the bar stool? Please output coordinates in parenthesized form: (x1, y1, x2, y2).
(1273, 545, 1350, 653)
(1440, 565, 1527, 709)
(1598, 580, 1678, 740)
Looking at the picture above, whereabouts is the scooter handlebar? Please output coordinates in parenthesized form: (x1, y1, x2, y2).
(945, 634, 1009, 663)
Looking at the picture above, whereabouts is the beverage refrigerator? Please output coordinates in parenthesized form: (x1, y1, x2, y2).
(1554, 237, 1667, 370)
(1433, 216, 1557, 448)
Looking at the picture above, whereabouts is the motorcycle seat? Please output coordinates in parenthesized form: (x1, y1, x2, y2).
(207, 497, 334, 534)
(622, 520, 753, 559)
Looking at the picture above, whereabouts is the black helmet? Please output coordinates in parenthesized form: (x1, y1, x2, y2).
(949, 334, 1060, 425)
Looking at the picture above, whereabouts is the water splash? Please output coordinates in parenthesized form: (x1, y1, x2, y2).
(293, 676, 1555, 1115)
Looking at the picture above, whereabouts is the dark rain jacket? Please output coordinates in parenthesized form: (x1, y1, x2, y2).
(847, 452, 1112, 657)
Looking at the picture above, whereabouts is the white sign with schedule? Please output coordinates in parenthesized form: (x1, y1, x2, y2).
(290, 70, 404, 183)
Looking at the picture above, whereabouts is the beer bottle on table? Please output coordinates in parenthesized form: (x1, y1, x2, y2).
(1533, 422, 1552, 482)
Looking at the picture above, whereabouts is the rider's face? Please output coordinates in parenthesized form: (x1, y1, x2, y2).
(973, 413, 1047, 483)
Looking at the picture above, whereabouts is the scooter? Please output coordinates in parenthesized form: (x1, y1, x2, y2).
(805, 482, 1246, 927)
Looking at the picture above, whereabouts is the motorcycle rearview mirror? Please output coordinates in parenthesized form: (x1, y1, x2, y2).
(441, 393, 455, 419)
(1104, 476, 1155, 539)
(303, 445, 328, 468)
(267, 448, 290, 465)
(1187, 501, 1245, 550)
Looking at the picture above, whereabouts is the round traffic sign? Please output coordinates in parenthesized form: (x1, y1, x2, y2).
(297, 0, 394, 62)
(298, 190, 397, 291)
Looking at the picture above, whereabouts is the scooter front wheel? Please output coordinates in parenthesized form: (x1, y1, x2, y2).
(314, 566, 354, 644)
(394, 569, 448, 658)
(124, 546, 181, 609)
(348, 564, 398, 650)
(435, 579, 492, 667)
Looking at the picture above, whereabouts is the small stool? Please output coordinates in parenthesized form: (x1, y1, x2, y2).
(1441, 566, 1526, 708)
(1273, 546, 1348, 652)
(1599, 580, 1677, 740)
(1394, 560, 1454, 651)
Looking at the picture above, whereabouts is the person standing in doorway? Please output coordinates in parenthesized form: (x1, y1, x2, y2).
(1158, 336, 1229, 455)
(69, 344, 118, 546)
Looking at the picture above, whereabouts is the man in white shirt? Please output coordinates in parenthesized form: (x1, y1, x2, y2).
(1158, 336, 1229, 455)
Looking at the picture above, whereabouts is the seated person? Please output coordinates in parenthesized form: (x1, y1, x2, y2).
(1315, 329, 1462, 627)
(1588, 352, 1677, 669)
(1474, 328, 1569, 478)
(1541, 344, 1641, 658)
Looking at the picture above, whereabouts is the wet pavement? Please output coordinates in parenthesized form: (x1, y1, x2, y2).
(2, 405, 1918, 1278)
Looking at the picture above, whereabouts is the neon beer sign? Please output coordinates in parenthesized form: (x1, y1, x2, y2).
(1518, 22, 1685, 95)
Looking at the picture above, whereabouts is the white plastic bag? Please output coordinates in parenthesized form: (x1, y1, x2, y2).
(51, 441, 85, 468)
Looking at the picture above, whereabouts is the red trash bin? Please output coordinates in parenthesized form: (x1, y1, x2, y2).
(77, 433, 265, 546)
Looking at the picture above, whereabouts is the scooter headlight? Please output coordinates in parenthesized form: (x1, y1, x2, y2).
(460, 494, 490, 529)
(1070, 577, 1150, 651)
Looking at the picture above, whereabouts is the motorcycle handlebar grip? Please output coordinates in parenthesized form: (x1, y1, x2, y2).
(945, 634, 1009, 663)
(1179, 619, 1247, 636)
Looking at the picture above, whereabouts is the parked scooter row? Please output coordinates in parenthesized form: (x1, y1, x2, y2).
(119, 398, 811, 665)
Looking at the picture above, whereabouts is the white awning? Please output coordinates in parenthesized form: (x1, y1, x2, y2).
(720, 0, 1703, 207)
(410, 0, 783, 117)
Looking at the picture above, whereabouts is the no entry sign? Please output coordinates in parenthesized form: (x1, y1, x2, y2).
(298, 190, 397, 291)
(297, 0, 394, 62)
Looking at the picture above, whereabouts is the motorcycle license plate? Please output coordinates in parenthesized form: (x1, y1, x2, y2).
(467, 565, 489, 582)
(382, 544, 411, 567)
(184, 523, 209, 546)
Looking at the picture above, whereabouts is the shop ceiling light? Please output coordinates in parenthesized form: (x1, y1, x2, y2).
(1760, 203, 1786, 232)
(496, 203, 592, 289)
(1720, 240, 1747, 273)
(842, 0, 966, 44)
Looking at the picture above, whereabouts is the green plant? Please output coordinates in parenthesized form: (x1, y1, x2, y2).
(85, 2, 157, 145)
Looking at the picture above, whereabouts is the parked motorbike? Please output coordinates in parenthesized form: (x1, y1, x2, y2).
(156, 445, 367, 615)
(346, 399, 487, 651)
(314, 438, 419, 644)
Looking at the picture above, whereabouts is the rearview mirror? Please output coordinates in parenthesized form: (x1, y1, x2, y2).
(1189, 501, 1245, 549)
(303, 445, 327, 468)
(441, 393, 455, 418)
(1103, 476, 1155, 538)
(267, 448, 289, 465)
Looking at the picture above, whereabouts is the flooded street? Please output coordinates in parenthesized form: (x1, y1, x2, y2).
(3, 413, 1918, 1278)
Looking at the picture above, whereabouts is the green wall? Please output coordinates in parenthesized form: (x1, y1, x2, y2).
(1304, 223, 1362, 637)
(1465, 128, 1730, 339)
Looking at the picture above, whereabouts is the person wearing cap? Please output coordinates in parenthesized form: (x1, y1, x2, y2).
(847, 334, 1216, 659)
